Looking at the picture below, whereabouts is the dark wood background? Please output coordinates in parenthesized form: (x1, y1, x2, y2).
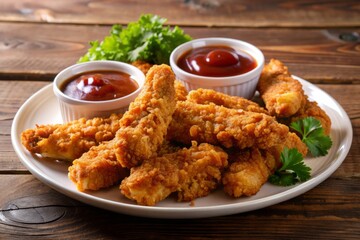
(0, 0, 359, 239)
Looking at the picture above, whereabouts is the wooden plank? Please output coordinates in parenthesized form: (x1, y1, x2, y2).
(0, 23, 359, 83)
(0, 175, 358, 239)
(1, 0, 359, 27)
(1, 81, 359, 177)
(0, 81, 49, 171)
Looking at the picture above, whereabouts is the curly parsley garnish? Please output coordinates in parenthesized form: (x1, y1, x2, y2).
(78, 14, 192, 64)
(290, 117, 332, 157)
(269, 148, 311, 186)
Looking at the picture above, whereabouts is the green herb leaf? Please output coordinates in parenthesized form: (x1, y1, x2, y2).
(78, 14, 192, 64)
(269, 148, 311, 186)
(290, 117, 332, 157)
(269, 171, 298, 186)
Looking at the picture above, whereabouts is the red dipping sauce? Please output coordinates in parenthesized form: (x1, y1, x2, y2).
(61, 70, 139, 101)
(177, 46, 257, 77)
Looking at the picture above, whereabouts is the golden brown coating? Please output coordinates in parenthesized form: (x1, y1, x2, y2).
(21, 113, 123, 161)
(131, 60, 153, 75)
(114, 64, 176, 168)
(267, 132, 308, 162)
(120, 142, 228, 206)
(68, 139, 180, 192)
(68, 65, 176, 190)
(288, 99, 332, 135)
(258, 59, 331, 135)
(223, 148, 277, 197)
(223, 131, 306, 198)
(68, 141, 129, 191)
(187, 88, 268, 114)
(174, 80, 188, 101)
(131, 60, 188, 101)
(257, 59, 307, 118)
(168, 101, 290, 150)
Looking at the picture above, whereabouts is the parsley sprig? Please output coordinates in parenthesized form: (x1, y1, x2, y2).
(290, 117, 332, 157)
(78, 14, 192, 64)
(270, 117, 333, 186)
(269, 148, 311, 186)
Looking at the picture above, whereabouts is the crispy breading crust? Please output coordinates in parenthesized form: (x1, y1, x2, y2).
(68, 65, 176, 190)
(187, 88, 268, 114)
(168, 101, 290, 150)
(131, 60, 153, 75)
(120, 142, 228, 206)
(285, 99, 332, 135)
(257, 59, 307, 117)
(131, 60, 188, 101)
(68, 140, 181, 191)
(223, 148, 277, 197)
(174, 80, 188, 101)
(114, 64, 176, 168)
(21, 113, 123, 161)
(68, 140, 129, 191)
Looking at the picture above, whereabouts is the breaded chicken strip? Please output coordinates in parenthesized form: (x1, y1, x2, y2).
(68, 65, 176, 190)
(223, 148, 277, 197)
(21, 113, 123, 161)
(68, 141, 129, 191)
(174, 80, 188, 101)
(22, 65, 182, 164)
(120, 142, 228, 206)
(282, 99, 332, 135)
(168, 101, 290, 150)
(257, 59, 307, 118)
(68, 141, 179, 191)
(268, 132, 308, 160)
(131, 60, 187, 101)
(187, 88, 268, 114)
(69, 65, 175, 191)
(131, 60, 153, 75)
(223, 132, 307, 198)
(115, 64, 176, 168)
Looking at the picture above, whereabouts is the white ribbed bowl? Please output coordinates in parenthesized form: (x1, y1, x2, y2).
(53, 61, 145, 122)
(170, 38, 264, 99)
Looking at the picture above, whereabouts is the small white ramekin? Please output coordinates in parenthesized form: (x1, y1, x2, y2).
(53, 60, 145, 122)
(170, 38, 264, 99)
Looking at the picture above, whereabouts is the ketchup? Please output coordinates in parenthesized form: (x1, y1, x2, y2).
(61, 70, 138, 101)
(177, 46, 257, 77)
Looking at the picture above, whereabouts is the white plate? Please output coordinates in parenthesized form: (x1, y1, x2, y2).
(11, 76, 353, 219)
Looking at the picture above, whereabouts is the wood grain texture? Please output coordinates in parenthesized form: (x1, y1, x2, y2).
(0, 175, 358, 239)
(1, 0, 359, 27)
(0, 23, 359, 83)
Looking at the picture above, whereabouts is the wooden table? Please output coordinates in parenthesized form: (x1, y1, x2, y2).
(1, 0, 359, 239)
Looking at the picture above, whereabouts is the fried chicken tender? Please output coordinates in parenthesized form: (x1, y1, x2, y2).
(168, 101, 290, 150)
(223, 148, 278, 197)
(115, 64, 176, 168)
(278, 132, 308, 156)
(223, 131, 307, 198)
(21, 113, 123, 161)
(120, 142, 228, 206)
(257, 59, 307, 118)
(68, 141, 129, 191)
(68, 140, 180, 191)
(187, 88, 268, 114)
(283, 99, 332, 135)
(68, 65, 176, 190)
(258, 59, 331, 135)
(131, 60, 187, 101)
(174, 80, 188, 101)
(131, 60, 153, 75)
